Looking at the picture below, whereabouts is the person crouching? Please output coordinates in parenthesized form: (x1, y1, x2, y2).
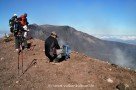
(45, 32, 60, 62)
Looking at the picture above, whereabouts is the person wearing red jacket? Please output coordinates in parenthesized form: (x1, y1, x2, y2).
(18, 13, 29, 48)
(19, 13, 29, 26)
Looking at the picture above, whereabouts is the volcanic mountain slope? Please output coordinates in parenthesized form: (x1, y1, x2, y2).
(28, 24, 136, 69)
(0, 38, 136, 90)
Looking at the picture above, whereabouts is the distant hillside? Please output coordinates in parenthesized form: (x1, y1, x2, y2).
(0, 33, 4, 38)
(28, 24, 136, 69)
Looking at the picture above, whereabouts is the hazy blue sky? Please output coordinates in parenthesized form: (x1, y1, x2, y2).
(0, 0, 136, 35)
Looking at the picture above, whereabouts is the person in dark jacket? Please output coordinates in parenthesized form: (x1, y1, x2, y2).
(45, 32, 60, 62)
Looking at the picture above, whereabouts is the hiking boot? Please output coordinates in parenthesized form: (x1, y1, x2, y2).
(16, 49, 21, 54)
(53, 59, 59, 63)
(53, 60, 58, 63)
(24, 46, 28, 49)
(23, 48, 28, 52)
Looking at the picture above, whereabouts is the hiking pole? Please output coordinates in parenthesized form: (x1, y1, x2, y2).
(21, 48, 24, 73)
(17, 35, 22, 76)
(20, 38, 24, 74)
(17, 52, 20, 75)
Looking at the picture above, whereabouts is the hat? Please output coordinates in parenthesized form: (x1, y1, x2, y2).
(51, 31, 57, 38)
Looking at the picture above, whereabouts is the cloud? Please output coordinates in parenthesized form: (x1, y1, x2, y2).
(94, 35, 136, 41)
(58, 39, 66, 47)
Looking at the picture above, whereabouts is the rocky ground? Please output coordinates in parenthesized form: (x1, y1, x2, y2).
(0, 38, 136, 90)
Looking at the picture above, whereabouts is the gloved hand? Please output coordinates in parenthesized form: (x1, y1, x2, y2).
(23, 25, 29, 32)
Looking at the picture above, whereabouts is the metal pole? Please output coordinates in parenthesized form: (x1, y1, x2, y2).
(17, 52, 20, 75)
(21, 49, 23, 73)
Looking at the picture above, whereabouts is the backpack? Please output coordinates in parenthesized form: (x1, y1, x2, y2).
(62, 45, 71, 59)
(9, 17, 20, 34)
(10, 18, 22, 36)
(9, 18, 15, 33)
(9, 18, 14, 27)
(19, 15, 28, 26)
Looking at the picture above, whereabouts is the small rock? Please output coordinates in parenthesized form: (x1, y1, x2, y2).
(88, 80, 91, 83)
(107, 78, 113, 83)
(1, 57, 4, 60)
(111, 64, 118, 67)
(88, 58, 92, 60)
(16, 81, 19, 83)
(125, 84, 129, 88)
(127, 68, 130, 70)
(90, 84, 94, 87)
(124, 67, 127, 69)
(106, 61, 111, 65)
(116, 83, 129, 90)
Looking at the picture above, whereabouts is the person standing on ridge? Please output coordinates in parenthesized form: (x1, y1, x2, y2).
(18, 13, 29, 48)
(45, 32, 60, 62)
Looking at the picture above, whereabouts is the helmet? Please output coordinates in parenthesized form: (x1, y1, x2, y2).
(13, 14, 17, 16)
(13, 14, 17, 18)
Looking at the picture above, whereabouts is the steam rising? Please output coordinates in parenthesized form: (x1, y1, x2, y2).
(58, 39, 66, 47)
(113, 48, 135, 69)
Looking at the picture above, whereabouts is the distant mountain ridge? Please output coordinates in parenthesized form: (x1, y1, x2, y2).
(28, 24, 136, 69)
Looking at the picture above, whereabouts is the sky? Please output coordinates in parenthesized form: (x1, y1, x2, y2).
(0, 0, 136, 35)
